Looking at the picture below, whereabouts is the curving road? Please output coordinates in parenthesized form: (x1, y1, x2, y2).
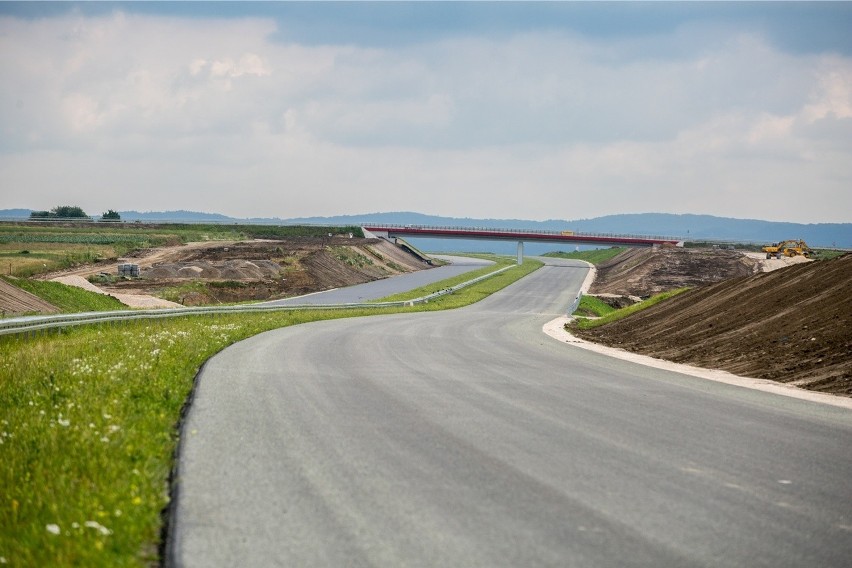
(169, 258, 852, 567)
(260, 255, 495, 306)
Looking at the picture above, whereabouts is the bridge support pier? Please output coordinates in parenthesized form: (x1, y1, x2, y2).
(517, 241, 524, 265)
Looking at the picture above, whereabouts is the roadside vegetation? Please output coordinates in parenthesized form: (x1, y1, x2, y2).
(570, 287, 691, 330)
(0, 258, 540, 567)
(372, 256, 521, 303)
(542, 247, 625, 265)
(1, 277, 127, 314)
(572, 295, 618, 318)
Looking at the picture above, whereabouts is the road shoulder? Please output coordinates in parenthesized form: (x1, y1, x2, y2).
(543, 316, 852, 410)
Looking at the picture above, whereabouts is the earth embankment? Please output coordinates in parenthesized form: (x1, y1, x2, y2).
(590, 247, 759, 296)
(575, 254, 852, 395)
(0, 278, 59, 315)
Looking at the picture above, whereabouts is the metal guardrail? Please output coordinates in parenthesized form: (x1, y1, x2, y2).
(0, 266, 514, 337)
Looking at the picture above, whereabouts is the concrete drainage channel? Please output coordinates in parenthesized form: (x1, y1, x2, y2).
(0, 266, 514, 337)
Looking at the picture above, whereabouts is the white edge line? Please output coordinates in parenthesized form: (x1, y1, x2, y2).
(542, 316, 852, 410)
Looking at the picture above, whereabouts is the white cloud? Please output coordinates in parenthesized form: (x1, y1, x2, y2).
(0, 11, 850, 223)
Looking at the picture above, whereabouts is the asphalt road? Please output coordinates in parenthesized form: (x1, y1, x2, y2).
(260, 255, 495, 305)
(169, 258, 852, 567)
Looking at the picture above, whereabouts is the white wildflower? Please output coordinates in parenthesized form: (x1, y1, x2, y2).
(84, 521, 112, 535)
(46, 524, 60, 535)
(58, 418, 70, 427)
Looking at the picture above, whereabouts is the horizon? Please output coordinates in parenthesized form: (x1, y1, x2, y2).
(2, 2, 851, 224)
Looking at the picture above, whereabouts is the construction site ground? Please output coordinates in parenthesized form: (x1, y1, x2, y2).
(23, 236, 431, 309)
(575, 248, 851, 396)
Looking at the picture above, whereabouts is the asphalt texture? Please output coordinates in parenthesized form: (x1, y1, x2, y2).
(260, 255, 495, 305)
(169, 258, 852, 567)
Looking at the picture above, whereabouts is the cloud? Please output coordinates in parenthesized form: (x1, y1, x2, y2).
(0, 10, 850, 223)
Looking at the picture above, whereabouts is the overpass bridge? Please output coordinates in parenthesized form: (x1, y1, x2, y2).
(363, 224, 684, 264)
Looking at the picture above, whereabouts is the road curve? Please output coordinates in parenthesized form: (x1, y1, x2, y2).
(169, 258, 852, 567)
(260, 255, 495, 305)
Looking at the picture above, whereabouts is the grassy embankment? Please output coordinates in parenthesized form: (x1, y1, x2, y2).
(542, 247, 625, 265)
(0, 258, 541, 567)
(570, 287, 690, 330)
(372, 255, 519, 303)
(2, 277, 127, 314)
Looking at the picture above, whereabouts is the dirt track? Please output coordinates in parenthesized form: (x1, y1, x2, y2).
(575, 254, 852, 395)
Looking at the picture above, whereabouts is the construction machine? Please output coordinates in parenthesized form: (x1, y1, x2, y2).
(761, 240, 812, 259)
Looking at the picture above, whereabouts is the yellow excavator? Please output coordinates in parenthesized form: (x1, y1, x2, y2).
(762, 239, 812, 259)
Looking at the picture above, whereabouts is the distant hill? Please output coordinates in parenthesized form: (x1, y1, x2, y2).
(284, 212, 851, 252)
(2, 209, 848, 251)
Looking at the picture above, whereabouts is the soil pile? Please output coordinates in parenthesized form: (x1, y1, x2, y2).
(575, 255, 852, 395)
(591, 247, 759, 296)
(101, 238, 430, 305)
(0, 278, 59, 315)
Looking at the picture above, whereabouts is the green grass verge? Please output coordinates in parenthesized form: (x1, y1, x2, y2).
(371, 256, 519, 303)
(542, 247, 625, 265)
(573, 295, 617, 318)
(2, 278, 127, 314)
(572, 287, 691, 329)
(0, 259, 541, 567)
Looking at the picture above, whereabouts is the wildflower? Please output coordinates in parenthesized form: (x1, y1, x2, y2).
(84, 521, 112, 536)
(132, 496, 142, 506)
(46, 524, 60, 535)
(58, 418, 70, 427)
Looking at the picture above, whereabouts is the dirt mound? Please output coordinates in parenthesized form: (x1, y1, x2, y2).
(575, 255, 852, 395)
(143, 259, 283, 280)
(94, 238, 431, 305)
(0, 278, 59, 315)
(591, 247, 759, 296)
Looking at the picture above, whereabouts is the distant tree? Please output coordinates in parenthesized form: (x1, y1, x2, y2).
(29, 210, 52, 218)
(51, 205, 88, 218)
(101, 209, 121, 221)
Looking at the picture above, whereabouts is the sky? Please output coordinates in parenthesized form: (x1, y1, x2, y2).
(1, 2, 851, 224)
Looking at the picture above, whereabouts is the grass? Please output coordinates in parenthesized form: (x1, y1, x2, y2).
(573, 295, 617, 318)
(0, 259, 541, 567)
(372, 256, 520, 303)
(571, 287, 691, 330)
(0, 246, 114, 278)
(1, 277, 127, 314)
(542, 247, 626, 265)
(809, 249, 846, 261)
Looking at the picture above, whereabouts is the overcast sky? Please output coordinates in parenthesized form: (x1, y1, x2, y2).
(1, 2, 851, 223)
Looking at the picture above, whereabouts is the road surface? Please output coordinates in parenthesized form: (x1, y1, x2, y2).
(260, 255, 494, 305)
(169, 258, 852, 567)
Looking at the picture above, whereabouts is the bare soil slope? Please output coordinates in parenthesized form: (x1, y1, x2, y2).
(0, 278, 59, 315)
(100, 237, 428, 305)
(575, 255, 852, 395)
(591, 247, 759, 296)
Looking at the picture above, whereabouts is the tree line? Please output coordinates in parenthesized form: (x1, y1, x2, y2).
(29, 206, 121, 221)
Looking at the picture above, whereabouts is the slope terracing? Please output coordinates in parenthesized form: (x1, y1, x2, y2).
(575, 254, 852, 395)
